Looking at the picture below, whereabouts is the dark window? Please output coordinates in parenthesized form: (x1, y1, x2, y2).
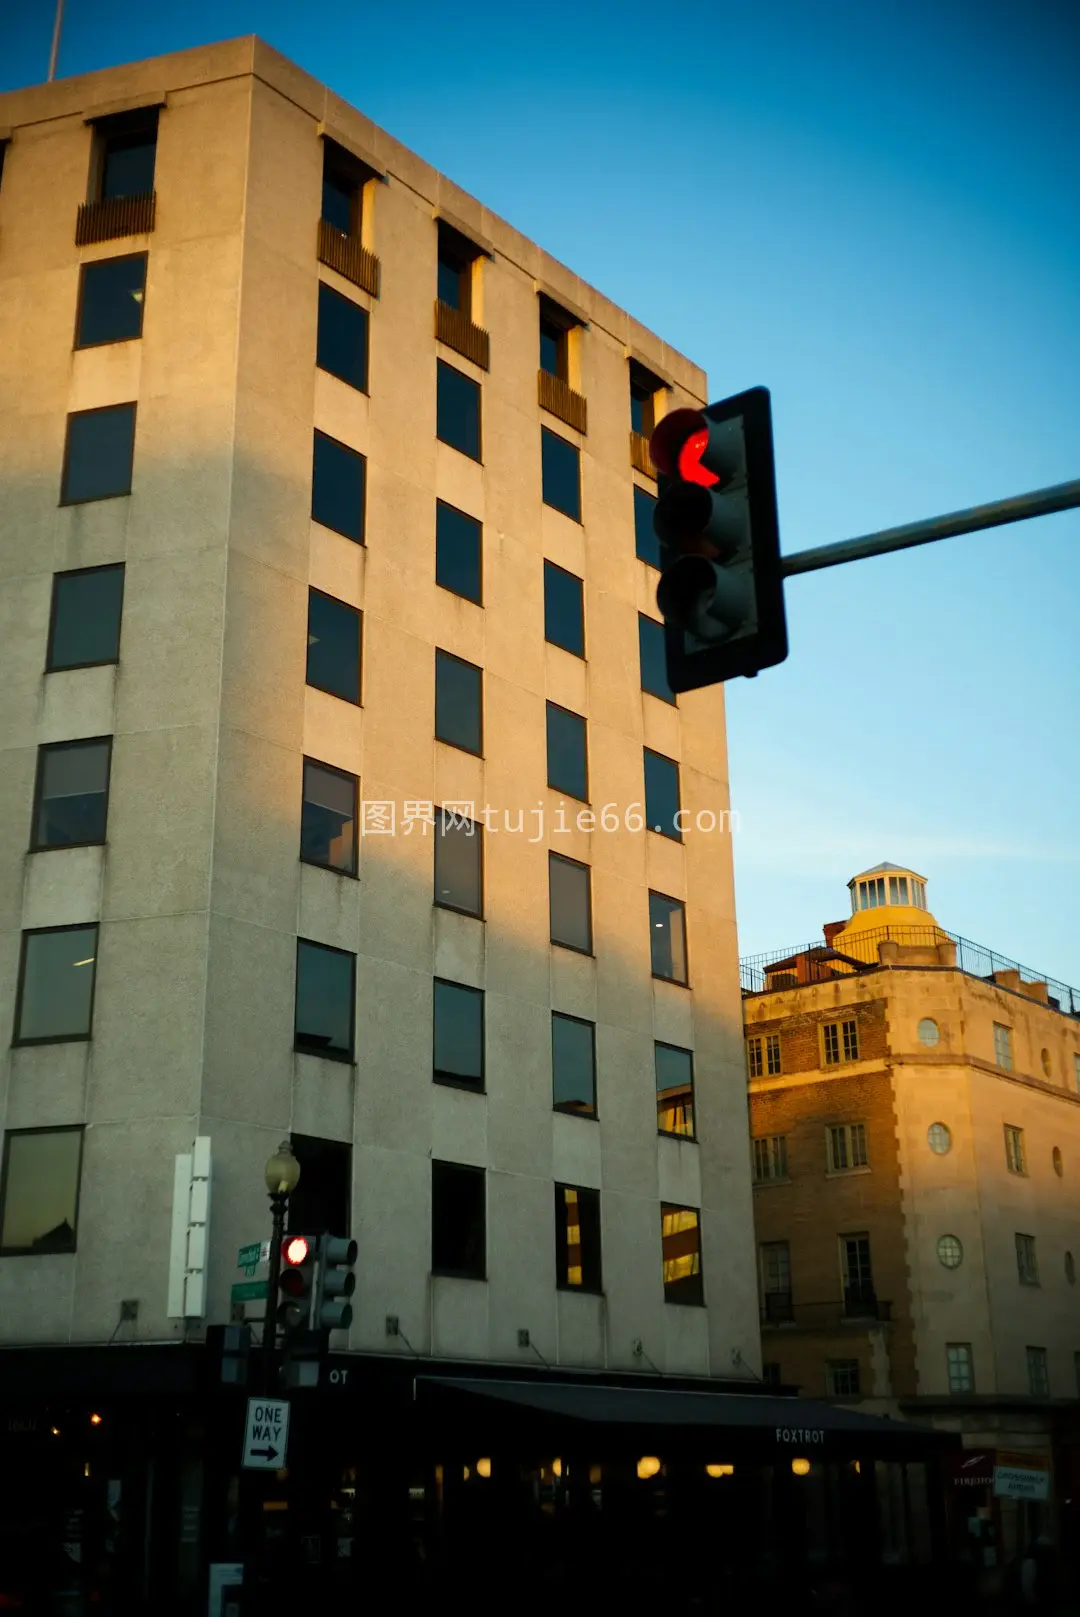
(655, 1043, 695, 1138)
(555, 1184, 602, 1291)
(638, 615, 675, 704)
(61, 404, 136, 504)
(436, 501, 482, 604)
(14, 924, 98, 1045)
(762, 1362, 782, 1388)
(650, 891, 688, 984)
(437, 226, 474, 319)
(437, 361, 481, 461)
(841, 1233, 875, 1313)
(541, 428, 581, 522)
(47, 565, 124, 672)
(294, 939, 355, 1062)
(307, 590, 361, 705)
(75, 255, 146, 349)
(317, 283, 369, 392)
(539, 311, 568, 380)
(433, 980, 484, 1091)
(300, 758, 358, 876)
(321, 142, 363, 236)
(435, 650, 483, 756)
(287, 1135, 351, 1235)
(549, 853, 592, 954)
(552, 1013, 596, 1116)
(99, 116, 157, 200)
(629, 367, 658, 437)
(644, 748, 682, 840)
(435, 809, 483, 917)
(546, 703, 588, 801)
(32, 738, 112, 851)
(634, 485, 660, 567)
(432, 1160, 486, 1279)
(543, 561, 584, 658)
(662, 1204, 704, 1305)
(0, 1128, 84, 1256)
(312, 431, 366, 543)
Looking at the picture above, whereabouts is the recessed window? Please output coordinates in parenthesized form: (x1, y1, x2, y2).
(822, 1019, 859, 1065)
(937, 1234, 963, 1270)
(97, 112, 157, 200)
(655, 1043, 694, 1138)
(629, 363, 660, 439)
(312, 430, 366, 543)
(1026, 1345, 1049, 1397)
(287, 1135, 352, 1236)
(993, 1022, 1014, 1072)
(638, 615, 675, 704)
(752, 1135, 788, 1182)
(539, 302, 570, 381)
(543, 561, 584, 657)
(437, 360, 481, 461)
(549, 853, 592, 954)
(317, 282, 369, 392)
(307, 589, 361, 705)
(551, 1013, 596, 1116)
(75, 254, 146, 348)
(826, 1360, 861, 1398)
(827, 1123, 868, 1172)
(435, 650, 483, 756)
(433, 979, 485, 1091)
(47, 565, 125, 672)
(1015, 1232, 1039, 1285)
(634, 485, 659, 568)
(0, 1128, 84, 1256)
(436, 222, 481, 320)
(946, 1342, 974, 1394)
(1053, 1146, 1063, 1177)
(546, 703, 588, 801)
(918, 1018, 940, 1048)
(541, 427, 580, 522)
(746, 1035, 782, 1079)
(14, 924, 99, 1045)
(61, 404, 136, 505)
(840, 1233, 874, 1314)
(436, 502, 482, 604)
(1040, 1047, 1052, 1077)
(32, 739, 112, 851)
(1004, 1124, 1026, 1176)
(762, 1363, 782, 1388)
(927, 1122, 951, 1155)
(644, 748, 682, 840)
(294, 939, 355, 1061)
(661, 1205, 703, 1305)
(649, 891, 687, 985)
(300, 758, 358, 876)
(431, 1160, 486, 1280)
(760, 1240, 792, 1322)
(321, 141, 363, 236)
(434, 808, 483, 917)
(555, 1184, 602, 1292)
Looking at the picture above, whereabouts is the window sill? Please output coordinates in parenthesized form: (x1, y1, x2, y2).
(59, 489, 132, 508)
(550, 939, 594, 958)
(435, 900, 485, 921)
(74, 334, 142, 354)
(306, 680, 363, 709)
(12, 1033, 92, 1048)
(541, 497, 582, 525)
(436, 435, 483, 466)
(436, 581, 484, 608)
(431, 1269, 487, 1283)
(664, 1295, 706, 1309)
(651, 972, 690, 989)
(657, 1129, 697, 1144)
(310, 514, 365, 546)
(0, 1245, 78, 1259)
(752, 1177, 792, 1189)
(300, 855, 359, 881)
(825, 1165, 871, 1179)
(293, 1042, 355, 1065)
(553, 1105, 598, 1121)
(46, 659, 121, 674)
(433, 1074, 485, 1095)
(435, 736, 484, 759)
(557, 1284, 604, 1297)
(28, 839, 107, 855)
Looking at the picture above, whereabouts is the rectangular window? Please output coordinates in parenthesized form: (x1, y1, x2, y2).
(321, 141, 363, 235)
(655, 1043, 694, 1138)
(841, 1233, 874, 1313)
(555, 1184, 602, 1292)
(434, 808, 483, 917)
(431, 1161, 485, 1279)
(994, 1022, 1014, 1071)
(433, 979, 484, 1091)
(294, 939, 355, 1062)
(544, 561, 585, 657)
(312, 430, 366, 543)
(436, 501, 482, 604)
(828, 1123, 868, 1172)
(827, 1360, 861, 1398)
(1074, 1052, 1080, 1094)
(629, 366, 658, 438)
(766, 1035, 781, 1074)
(1016, 1232, 1039, 1285)
(760, 1240, 792, 1322)
(437, 360, 481, 461)
(300, 758, 358, 876)
(552, 1013, 596, 1117)
(546, 703, 588, 801)
(649, 891, 688, 984)
(539, 304, 570, 380)
(0, 1128, 84, 1256)
(437, 224, 475, 318)
(634, 485, 659, 567)
(549, 853, 592, 954)
(1027, 1345, 1050, 1397)
(14, 924, 98, 1045)
(822, 1018, 859, 1065)
(61, 404, 136, 504)
(47, 565, 125, 671)
(307, 589, 361, 705)
(97, 112, 157, 200)
(75, 254, 146, 348)
(317, 282, 369, 392)
(753, 1136, 788, 1183)
(638, 615, 675, 703)
(435, 650, 483, 756)
(946, 1342, 974, 1394)
(287, 1136, 351, 1235)
(762, 1363, 782, 1388)
(31, 738, 112, 851)
(1004, 1124, 1027, 1176)
(662, 1204, 703, 1305)
(747, 1037, 764, 1079)
(541, 427, 581, 522)
(644, 748, 682, 840)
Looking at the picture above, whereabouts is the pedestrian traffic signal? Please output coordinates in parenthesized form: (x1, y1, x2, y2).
(278, 1233, 315, 1333)
(649, 386, 787, 690)
(314, 1234, 357, 1332)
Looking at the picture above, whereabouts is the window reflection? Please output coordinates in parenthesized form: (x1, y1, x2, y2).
(301, 759, 357, 874)
(552, 1013, 596, 1116)
(649, 892, 687, 984)
(655, 1043, 694, 1137)
(0, 1128, 84, 1254)
(15, 925, 98, 1043)
(661, 1204, 703, 1304)
(294, 938, 355, 1060)
(434, 811, 483, 916)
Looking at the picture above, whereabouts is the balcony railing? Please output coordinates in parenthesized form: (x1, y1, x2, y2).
(630, 429, 656, 478)
(434, 299, 490, 370)
(75, 192, 156, 247)
(538, 369, 587, 435)
(317, 218, 380, 297)
(760, 1295, 892, 1329)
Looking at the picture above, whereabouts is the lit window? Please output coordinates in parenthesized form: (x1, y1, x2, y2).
(655, 1043, 694, 1138)
(0, 1128, 84, 1255)
(555, 1184, 601, 1292)
(661, 1205, 703, 1305)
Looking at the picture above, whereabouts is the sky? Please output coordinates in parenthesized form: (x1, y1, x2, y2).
(3, 0, 1079, 986)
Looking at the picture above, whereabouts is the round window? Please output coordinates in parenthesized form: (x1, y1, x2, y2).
(927, 1122, 952, 1155)
(937, 1235, 963, 1270)
(1053, 1146, 1063, 1177)
(1066, 1251, 1076, 1285)
(918, 1019, 940, 1048)
(1041, 1048, 1052, 1077)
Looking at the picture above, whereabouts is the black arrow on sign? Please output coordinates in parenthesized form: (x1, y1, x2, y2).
(249, 1445, 278, 1462)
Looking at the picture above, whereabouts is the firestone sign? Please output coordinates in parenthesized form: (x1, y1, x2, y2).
(775, 1427, 826, 1444)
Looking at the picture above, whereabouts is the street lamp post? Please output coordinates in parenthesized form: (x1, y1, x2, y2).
(262, 1139, 301, 1387)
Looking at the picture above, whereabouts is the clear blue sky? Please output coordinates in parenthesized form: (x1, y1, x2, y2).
(5, 0, 1079, 986)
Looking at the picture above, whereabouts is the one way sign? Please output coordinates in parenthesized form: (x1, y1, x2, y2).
(242, 1397, 290, 1470)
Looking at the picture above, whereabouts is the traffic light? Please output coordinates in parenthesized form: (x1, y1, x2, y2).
(314, 1234, 358, 1331)
(649, 386, 787, 691)
(278, 1233, 316, 1334)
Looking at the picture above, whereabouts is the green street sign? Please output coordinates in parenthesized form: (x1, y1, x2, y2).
(237, 1243, 262, 1268)
(231, 1280, 268, 1304)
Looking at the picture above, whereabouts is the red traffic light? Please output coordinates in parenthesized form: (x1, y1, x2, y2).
(282, 1235, 311, 1266)
(649, 409, 721, 487)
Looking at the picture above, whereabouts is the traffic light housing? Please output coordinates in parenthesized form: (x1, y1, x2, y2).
(314, 1234, 357, 1331)
(278, 1233, 315, 1334)
(650, 386, 787, 691)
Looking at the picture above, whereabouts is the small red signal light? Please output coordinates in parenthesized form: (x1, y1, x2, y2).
(676, 428, 721, 488)
(283, 1235, 310, 1266)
